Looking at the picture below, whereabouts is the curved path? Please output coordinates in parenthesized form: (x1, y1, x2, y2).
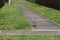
(0, 4, 60, 35)
(17, 5, 60, 29)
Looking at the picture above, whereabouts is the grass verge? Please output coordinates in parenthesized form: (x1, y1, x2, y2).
(0, 35, 60, 40)
(0, 4, 32, 30)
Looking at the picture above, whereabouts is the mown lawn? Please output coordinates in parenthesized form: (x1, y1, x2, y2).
(14, 0, 60, 26)
(0, 4, 32, 30)
(0, 35, 60, 40)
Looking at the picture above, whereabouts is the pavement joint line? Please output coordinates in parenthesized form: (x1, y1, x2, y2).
(0, 29, 60, 32)
(32, 29, 60, 31)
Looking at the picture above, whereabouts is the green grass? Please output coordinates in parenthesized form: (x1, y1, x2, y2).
(0, 4, 32, 30)
(13, 0, 60, 26)
(0, 35, 60, 40)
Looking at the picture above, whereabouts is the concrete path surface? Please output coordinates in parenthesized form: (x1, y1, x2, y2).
(17, 5, 60, 30)
(0, 29, 60, 35)
(0, 4, 60, 35)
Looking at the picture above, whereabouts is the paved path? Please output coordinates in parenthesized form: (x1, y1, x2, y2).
(17, 5, 60, 30)
(0, 4, 60, 35)
(0, 29, 60, 35)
